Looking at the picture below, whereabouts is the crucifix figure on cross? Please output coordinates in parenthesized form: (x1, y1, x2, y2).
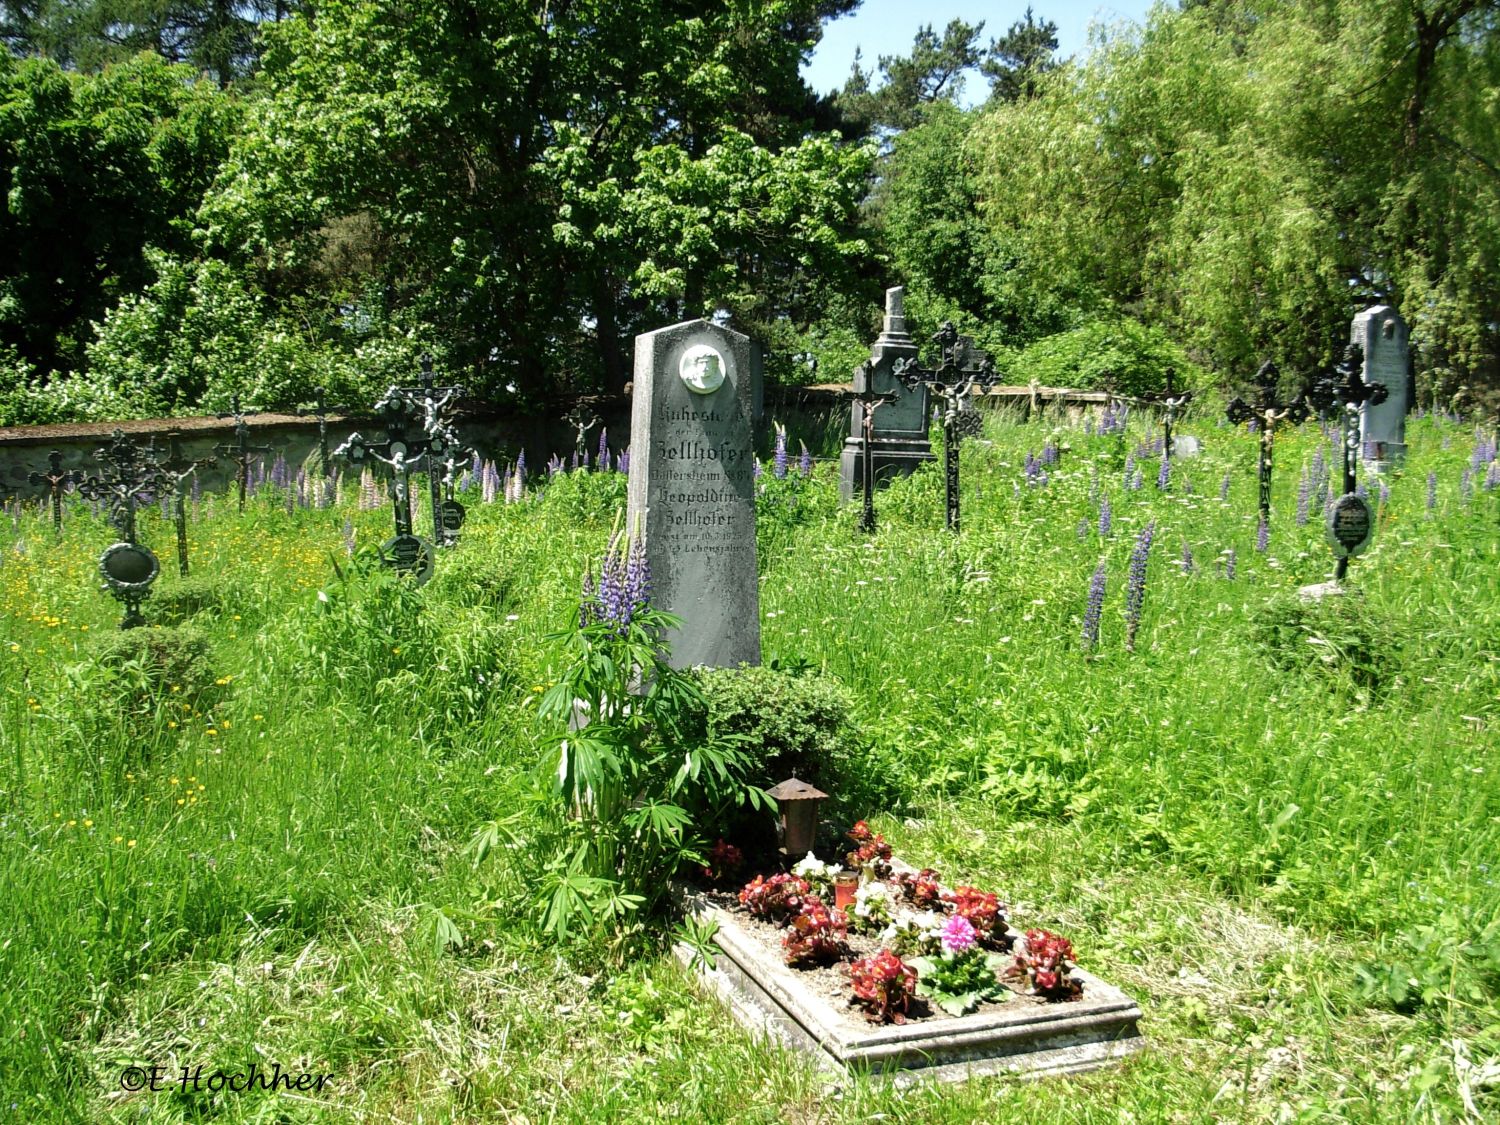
(27, 449, 82, 535)
(893, 322, 998, 533)
(76, 430, 172, 628)
(148, 431, 217, 577)
(414, 355, 469, 547)
(1308, 343, 1386, 581)
(840, 381, 900, 534)
(1226, 361, 1310, 527)
(213, 396, 275, 513)
(563, 403, 601, 469)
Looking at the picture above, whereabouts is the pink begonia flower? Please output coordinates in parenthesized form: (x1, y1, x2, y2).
(939, 914, 977, 955)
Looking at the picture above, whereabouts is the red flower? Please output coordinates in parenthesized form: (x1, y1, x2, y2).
(739, 873, 813, 924)
(701, 838, 743, 883)
(849, 949, 918, 1024)
(1009, 928, 1082, 1001)
(783, 898, 849, 966)
(943, 885, 1008, 940)
(894, 868, 944, 908)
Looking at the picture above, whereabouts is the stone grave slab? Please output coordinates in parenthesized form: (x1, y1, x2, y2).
(674, 886, 1144, 1084)
(1353, 305, 1410, 471)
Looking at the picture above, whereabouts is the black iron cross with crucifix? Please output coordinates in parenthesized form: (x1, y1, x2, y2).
(28, 450, 82, 534)
(839, 382, 900, 535)
(150, 431, 217, 577)
(414, 355, 469, 547)
(77, 430, 171, 628)
(563, 403, 600, 468)
(213, 396, 274, 513)
(893, 322, 997, 533)
(1308, 343, 1387, 581)
(1226, 361, 1310, 526)
(295, 386, 352, 484)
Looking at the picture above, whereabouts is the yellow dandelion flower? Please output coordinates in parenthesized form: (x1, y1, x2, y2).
(253, 714, 263, 721)
(127, 839, 136, 848)
(168, 721, 177, 729)
(205, 729, 217, 737)
(113, 836, 122, 844)
(67, 819, 76, 827)
(176, 798, 185, 806)
(82, 819, 92, 828)
(170, 777, 179, 786)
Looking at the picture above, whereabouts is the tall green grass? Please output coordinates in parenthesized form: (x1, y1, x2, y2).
(1, 408, 1496, 1120)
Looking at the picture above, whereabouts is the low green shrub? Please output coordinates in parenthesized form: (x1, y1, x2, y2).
(149, 572, 236, 623)
(691, 664, 856, 787)
(1013, 317, 1205, 397)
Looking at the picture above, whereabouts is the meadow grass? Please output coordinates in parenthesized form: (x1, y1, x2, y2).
(1, 407, 1496, 1122)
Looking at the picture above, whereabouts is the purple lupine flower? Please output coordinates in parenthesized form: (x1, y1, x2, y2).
(1224, 547, 1237, 580)
(296, 469, 308, 509)
(1077, 517, 1090, 540)
(571, 449, 580, 472)
(1098, 495, 1112, 538)
(271, 454, 289, 490)
(1156, 454, 1170, 491)
(1042, 441, 1058, 465)
(1180, 541, 1194, 575)
(1220, 471, 1231, 502)
(1378, 479, 1390, 505)
(1124, 520, 1156, 652)
(160, 493, 171, 519)
(1487, 461, 1500, 491)
(799, 442, 811, 478)
(547, 454, 563, 475)
(1038, 469, 1050, 488)
(516, 449, 527, 491)
(191, 474, 201, 503)
(597, 427, 609, 470)
(624, 535, 651, 616)
(1427, 471, 1438, 511)
(1355, 482, 1368, 500)
(1124, 452, 1136, 484)
(1296, 469, 1311, 526)
(618, 447, 631, 475)
(1248, 418, 1260, 434)
(773, 427, 788, 479)
(342, 516, 355, 557)
(1256, 515, 1269, 553)
(752, 458, 762, 480)
(1082, 560, 1106, 651)
(1130, 469, 1143, 491)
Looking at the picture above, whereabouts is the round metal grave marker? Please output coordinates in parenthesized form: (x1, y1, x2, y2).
(381, 533, 435, 584)
(99, 542, 160, 629)
(440, 499, 466, 532)
(1326, 493, 1374, 559)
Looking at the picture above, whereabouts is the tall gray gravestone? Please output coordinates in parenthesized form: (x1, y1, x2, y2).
(627, 319, 761, 669)
(839, 287, 933, 501)
(1353, 305, 1411, 471)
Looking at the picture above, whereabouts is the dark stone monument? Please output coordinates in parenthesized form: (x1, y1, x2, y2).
(627, 319, 760, 669)
(839, 287, 933, 502)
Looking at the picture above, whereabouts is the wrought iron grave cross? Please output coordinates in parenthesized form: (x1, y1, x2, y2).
(27, 450, 82, 534)
(415, 355, 469, 547)
(213, 397, 275, 513)
(563, 403, 600, 468)
(1226, 361, 1310, 525)
(150, 431, 217, 577)
(1308, 344, 1385, 581)
(894, 322, 998, 533)
(839, 382, 900, 534)
(76, 430, 171, 628)
(295, 386, 352, 483)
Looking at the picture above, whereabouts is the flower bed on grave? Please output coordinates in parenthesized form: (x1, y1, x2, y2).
(680, 825, 1144, 1080)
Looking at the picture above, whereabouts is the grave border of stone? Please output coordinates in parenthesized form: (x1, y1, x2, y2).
(673, 881, 1144, 1084)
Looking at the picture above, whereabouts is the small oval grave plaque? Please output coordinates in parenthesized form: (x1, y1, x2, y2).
(381, 533, 435, 584)
(99, 542, 160, 591)
(1326, 493, 1374, 558)
(440, 499, 466, 532)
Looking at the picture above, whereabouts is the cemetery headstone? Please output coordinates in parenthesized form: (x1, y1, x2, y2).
(1352, 305, 1411, 471)
(838, 287, 933, 502)
(626, 319, 760, 669)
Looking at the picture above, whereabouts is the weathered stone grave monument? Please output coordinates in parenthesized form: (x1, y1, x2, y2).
(626, 319, 760, 669)
(1352, 305, 1410, 471)
(838, 288, 933, 502)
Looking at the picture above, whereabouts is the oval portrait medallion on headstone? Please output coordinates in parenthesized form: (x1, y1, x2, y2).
(1326, 493, 1374, 559)
(440, 499, 466, 532)
(99, 541, 160, 593)
(679, 344, 727, 395)
(381, 533, 435, 585)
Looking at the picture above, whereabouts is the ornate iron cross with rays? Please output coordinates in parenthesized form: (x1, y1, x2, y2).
(213, 396, 275, 513)
(149, 431, 217, 577)
(77, 430, 172, 628)
(1308, 343, 1386, 581)
(27, 450, 82, 535)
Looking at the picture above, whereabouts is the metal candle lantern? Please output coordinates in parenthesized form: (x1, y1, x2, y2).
(767, 777, 829, 859)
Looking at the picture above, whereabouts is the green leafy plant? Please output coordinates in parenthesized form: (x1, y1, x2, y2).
(690, 663, 857, 785)
(910, 945, 1008, 1016)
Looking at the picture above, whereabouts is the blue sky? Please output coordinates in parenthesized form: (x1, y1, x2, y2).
(801, 0, 1160, 103)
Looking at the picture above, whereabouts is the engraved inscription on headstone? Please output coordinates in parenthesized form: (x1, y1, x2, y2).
(1352, 305, 1410, 470)
(1326, 494, 1374, 558)
(382, 533, 435, 584)
(627, 319, 760, 670)
(439, 499, 466, 532)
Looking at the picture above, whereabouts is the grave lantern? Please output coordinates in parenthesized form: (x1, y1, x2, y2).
(768, 777, 828, 859)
